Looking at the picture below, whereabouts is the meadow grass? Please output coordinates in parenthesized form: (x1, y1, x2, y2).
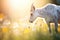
(0, 18, 60, 40)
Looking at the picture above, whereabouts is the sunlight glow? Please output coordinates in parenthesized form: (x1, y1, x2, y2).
(9, 0, 31, 9)
(9, 0, 20, 9)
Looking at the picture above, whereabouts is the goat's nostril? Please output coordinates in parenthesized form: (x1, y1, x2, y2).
(29, 20, 33, 23)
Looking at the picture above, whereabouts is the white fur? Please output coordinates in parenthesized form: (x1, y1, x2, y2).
(30, 3, 59, 22)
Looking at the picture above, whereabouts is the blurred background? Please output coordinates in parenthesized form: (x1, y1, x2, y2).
(0, 0, 60, 40)
(0, 0, 60, 22)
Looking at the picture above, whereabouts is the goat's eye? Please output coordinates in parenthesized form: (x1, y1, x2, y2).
(31, 14, 33, 16)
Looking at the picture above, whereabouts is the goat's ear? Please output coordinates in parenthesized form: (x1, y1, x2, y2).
(30, 4, 35, 12)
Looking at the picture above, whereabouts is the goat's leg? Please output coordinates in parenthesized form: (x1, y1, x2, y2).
(54, 19, 58, 33)
(47, 22, 52, 33)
